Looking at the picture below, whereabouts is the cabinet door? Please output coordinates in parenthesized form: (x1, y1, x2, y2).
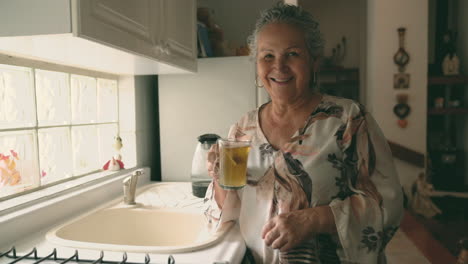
(73, 0, 162, 61)
(158, 0, 197, 71)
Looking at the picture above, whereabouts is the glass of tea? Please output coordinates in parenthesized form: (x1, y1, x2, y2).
(218, 138, 251, 189)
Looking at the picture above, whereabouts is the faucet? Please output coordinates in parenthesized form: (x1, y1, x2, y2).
(123, 170, 143, 205)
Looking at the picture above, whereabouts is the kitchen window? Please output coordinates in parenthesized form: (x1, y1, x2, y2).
(0, 60, 133, 201)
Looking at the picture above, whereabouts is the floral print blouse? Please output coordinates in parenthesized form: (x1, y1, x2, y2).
(205, 95, 404, 264)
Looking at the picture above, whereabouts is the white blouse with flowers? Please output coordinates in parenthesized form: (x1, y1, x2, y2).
(204, 95, 404, 264)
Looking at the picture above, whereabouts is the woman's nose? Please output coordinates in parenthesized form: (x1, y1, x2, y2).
(273, 57, 288, 71)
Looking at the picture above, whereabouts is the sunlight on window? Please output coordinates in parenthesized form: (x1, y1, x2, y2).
(36, 69, 71, 126)
(0, 64, 36, 129)
(97, 124, 119, 167)
(72, 125, 99, 176)
(97, 79, 118, 122)
(0, 62, 127, 199)
(71, 74, 97, 124)
(120, 132, 137, 169)
(38, 127, 73, 185)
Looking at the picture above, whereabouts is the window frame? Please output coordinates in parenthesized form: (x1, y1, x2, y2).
(0, 54, 125, 203)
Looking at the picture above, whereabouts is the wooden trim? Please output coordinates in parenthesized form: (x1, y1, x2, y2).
(388, 141, 425, 168)
(428, 75, 467, 85)
(320, 80, 360, 86)
(320, 67, 359, 73)
(400, 210, 457, 263)
(428, 108, 468, 115)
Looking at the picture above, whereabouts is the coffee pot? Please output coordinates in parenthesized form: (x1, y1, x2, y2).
(191, 133, 220, 198)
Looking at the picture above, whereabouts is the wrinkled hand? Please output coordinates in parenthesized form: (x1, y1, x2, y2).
(206, 144, 219, 180)
(206, 143, 229, 207)
(262, 209, 317, 252)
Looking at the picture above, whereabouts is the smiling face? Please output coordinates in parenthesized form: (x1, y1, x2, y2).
(257, 22, 316, 104)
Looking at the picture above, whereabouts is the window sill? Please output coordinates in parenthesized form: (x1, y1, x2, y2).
(0, 167, 148, 217)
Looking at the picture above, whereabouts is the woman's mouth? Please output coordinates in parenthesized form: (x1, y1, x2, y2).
(270, 77, 294, 83)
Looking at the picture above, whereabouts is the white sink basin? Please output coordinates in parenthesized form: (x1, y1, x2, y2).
(46, 206, 232, 253)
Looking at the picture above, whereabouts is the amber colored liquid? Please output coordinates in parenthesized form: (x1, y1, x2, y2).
(219, 145, 250, 189)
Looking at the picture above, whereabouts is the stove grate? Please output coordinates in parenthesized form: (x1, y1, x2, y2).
(0, 247, 175, 264)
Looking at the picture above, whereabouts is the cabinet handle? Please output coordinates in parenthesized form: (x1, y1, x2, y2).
(153, 41, 170, 55)
(152, 45, 163, 55)
(163, 41, 171, 55)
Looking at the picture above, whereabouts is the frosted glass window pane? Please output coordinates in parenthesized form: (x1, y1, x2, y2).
(120, 131, 136, 169)
(0, 64, 36, 129)
(97, 124, 119, 167)
(36, 69, 71, 126)
(71, 75, 97, 124)
(38, 127, 72, 185)
(71, 125, 99, 175)
(0, 130, 39, 198)
(97, 79, 118, 122)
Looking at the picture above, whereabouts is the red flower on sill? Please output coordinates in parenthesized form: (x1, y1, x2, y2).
(0, 154, 9, 161)
(102, 157, 125, 171)
(10, 150, 19, 160)
(0, 150, 21, 186)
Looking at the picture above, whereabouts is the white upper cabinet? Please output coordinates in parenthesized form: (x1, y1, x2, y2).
(0, 0, 197, 75)
(75, 0, 160, 61)
(157, 0, 197, 71)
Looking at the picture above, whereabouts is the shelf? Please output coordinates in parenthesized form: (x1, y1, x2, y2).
(428, 75, 467, 85)
(319, 67, 359, 100)
(428, 108, 468, 115)
(321, 80, 359, 85)
(320, 67, 359, 73)
(320, 67, 359, 85)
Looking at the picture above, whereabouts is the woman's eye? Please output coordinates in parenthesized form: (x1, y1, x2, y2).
(287, 51, 299, 57)
(263, 54, 274, 60)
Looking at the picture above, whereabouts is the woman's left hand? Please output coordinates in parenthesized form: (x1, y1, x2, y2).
(261, 206, 336, 252)
(261, 209, 316, 252)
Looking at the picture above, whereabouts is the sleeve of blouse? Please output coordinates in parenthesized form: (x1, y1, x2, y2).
(203, 124, 241, 228)
(329, 104, 404, 263)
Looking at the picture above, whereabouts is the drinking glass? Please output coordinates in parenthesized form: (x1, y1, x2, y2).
(218, 138, 251, 189)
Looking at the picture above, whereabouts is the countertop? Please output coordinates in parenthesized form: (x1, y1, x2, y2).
(0, 175, 431, 264)
(0, 180, 246, 264)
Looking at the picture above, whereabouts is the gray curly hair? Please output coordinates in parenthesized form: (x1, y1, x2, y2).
(247, 3, 324, 61)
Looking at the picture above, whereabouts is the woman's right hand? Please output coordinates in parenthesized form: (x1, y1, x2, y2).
(206, 143, 229, 208)
(206, 143, 219, 180)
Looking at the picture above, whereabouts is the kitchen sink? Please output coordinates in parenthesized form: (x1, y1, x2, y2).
(46, 205, 233, 253)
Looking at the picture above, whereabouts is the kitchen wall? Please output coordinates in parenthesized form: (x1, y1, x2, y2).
(366, 0, 428, 189)
(428, 0, 437, 65)
(158, 57, 256, 181)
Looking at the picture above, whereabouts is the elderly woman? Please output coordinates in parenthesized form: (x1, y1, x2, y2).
(205, 3, 403, 263)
